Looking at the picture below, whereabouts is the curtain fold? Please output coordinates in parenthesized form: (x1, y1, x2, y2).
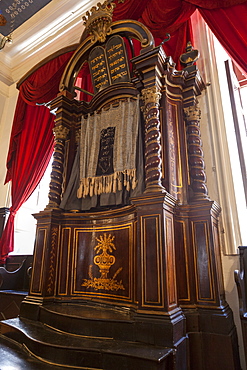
(199, 4, 247, 75)
(185, 0, 247, 8)
(113, 0, 247, 73)
(0, 51, 74, 263)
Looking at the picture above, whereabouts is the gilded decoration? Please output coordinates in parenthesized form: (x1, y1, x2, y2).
(141, 86, 161, 108)
(81, 233, 125, 291)
(82, 1, 126, 43)
(82, 1, 116, 43)
(184, 103, 201, 122)
(47, 227, 57, 294)
(53, 125, 69, 140)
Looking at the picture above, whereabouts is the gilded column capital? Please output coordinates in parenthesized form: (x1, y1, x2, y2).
(184, 101, 208, 201)
(184, 103, 201, 122)
(53, 125, 69, 140)
(142, 86, 161, 107)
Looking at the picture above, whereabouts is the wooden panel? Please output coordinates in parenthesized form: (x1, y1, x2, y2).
(192, 222, 214, 302)
(166, 215, 177, 310)
(58, 227, 71, 295)
(141, 214, 164, 308)
(30, 228, 47, 294)
(0, 291, 27, 320)
(212, 220, 224, 300)
(174, 220, 190, 302)
(72, 223, 134, 303)
(142, 215, 161, 305)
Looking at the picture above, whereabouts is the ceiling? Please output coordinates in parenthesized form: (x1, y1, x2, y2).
(0, 0, 98, 86)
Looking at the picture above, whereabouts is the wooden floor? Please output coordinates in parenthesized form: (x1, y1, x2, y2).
(0, 337, 80, 370)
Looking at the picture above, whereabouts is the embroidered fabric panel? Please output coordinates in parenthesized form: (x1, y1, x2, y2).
(78, 98, 139, 199)
(96, 127, 115, 176)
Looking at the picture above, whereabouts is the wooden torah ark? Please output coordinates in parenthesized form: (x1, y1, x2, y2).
(2, 9, 240, 370)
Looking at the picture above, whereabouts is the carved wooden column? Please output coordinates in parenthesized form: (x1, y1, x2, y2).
(131, 46, 187, 369)
(184, 103, 208, 201)
(132, 46, 167, 194)
(141, 86, 165, 193)
(175, 44, 241, 370)
(45, 124, 69, 210)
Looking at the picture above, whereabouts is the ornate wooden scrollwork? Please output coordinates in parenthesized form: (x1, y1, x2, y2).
(45, 124, 69, 209)
(142, 86, 166, 193)
(184, 103, 208, 200)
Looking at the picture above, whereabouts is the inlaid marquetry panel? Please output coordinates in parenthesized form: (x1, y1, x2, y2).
(174, 220, 191, 303)
(58, 227, 72, 295)
(71, 223, 134, 303)
(192, 221, 215, 303)
(30, 228, 47, 294)
(165, 215, 177, 310)
(140, 214, 165, 308)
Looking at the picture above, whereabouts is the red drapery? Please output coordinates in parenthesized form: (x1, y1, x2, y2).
(1, 0, 247, 262)
(0, 52, 74, 263)
(199, 3, 247, 75)
(112, 0, 247, 74)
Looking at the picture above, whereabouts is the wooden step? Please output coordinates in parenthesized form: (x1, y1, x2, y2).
(0, 317, 175, 370)
(39, 303, 135, 342)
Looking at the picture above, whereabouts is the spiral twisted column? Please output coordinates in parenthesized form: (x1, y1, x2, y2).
(45, 124, 69, 209)
(184, 103, 208, 201)
(142, 86, 166, 193)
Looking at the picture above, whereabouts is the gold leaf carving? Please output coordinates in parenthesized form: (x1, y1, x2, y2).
(184, 103, 201, 122)
(81, 233, 125, 291)
(53, 125, 69, 140)
(142, 86, 161, 106)
(82, 1, 116, 43)
(47, 227, 57, 294)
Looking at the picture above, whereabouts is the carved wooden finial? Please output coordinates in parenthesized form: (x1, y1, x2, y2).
(180, 41, 200, 70)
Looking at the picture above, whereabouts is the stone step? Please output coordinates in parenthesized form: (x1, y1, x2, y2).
(0, 317, 175, 370)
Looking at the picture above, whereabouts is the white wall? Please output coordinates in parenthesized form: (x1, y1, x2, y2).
(0, 82, 18, 208)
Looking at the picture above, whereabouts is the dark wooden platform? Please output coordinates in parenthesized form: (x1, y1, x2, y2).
(0, 303, 176, 370)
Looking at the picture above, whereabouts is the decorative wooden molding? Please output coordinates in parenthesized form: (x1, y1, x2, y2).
(47, 227, 58, 295)
(184, 102, 208, 201)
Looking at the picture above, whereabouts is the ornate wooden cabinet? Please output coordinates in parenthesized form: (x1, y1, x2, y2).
(0, 2, 241, 369)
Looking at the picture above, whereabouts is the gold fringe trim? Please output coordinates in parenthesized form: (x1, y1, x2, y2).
(77, 169, 137, 198)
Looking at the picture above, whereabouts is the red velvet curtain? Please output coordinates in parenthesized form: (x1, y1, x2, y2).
(199, 3, 247, 75)
(113, 0, 247, 73)
(0, 51, 74, 263)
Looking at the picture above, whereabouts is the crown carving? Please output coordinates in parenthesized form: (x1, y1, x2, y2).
(82, 1, 116, 43)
